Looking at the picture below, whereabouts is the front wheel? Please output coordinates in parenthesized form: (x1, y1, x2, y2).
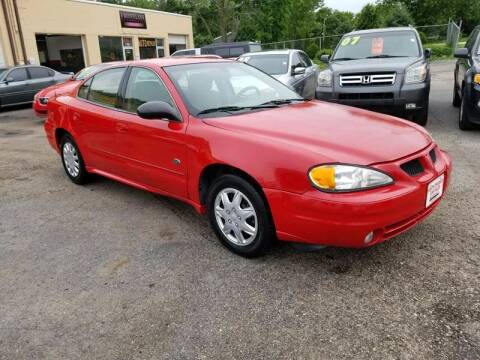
(207, 174, 275, 257)
(452, 83, 461, 107)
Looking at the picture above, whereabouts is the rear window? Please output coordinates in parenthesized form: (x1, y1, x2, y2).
(28, 67, 52, 79)
(240, 54, 289, 75)
(333, 31, 421, 60)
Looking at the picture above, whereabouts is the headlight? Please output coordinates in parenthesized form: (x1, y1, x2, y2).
(474, 74, 480, 85)
(317, 69, 332, 87)
(39, 97, 49, 105)
(405, 63, 427, 84)
(309, 164, 394, 192)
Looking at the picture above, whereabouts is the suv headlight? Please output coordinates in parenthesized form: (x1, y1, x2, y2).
(317, 69, 332, 87)
(474, 74, 480, 85)
(405, 63, 427, 84)
(309, 164, 393, 192)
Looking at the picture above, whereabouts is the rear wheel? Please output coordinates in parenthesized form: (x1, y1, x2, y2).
(60, 135, 89, 184)
(207, 174, 275, 257)
(459, 89, 474, 131)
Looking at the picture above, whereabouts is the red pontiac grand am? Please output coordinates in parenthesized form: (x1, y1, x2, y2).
(44, 57, 452, 257)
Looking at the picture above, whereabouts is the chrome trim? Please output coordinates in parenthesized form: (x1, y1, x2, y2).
(340, 73, 396, 87)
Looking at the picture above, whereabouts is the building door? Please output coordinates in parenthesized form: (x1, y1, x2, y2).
(139, 38, 157, 59)
(35, 34, 85, 73)
(168, 35, 187, 55)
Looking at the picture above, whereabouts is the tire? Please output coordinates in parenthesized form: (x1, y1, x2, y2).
(459, 89, 474, 131)
(60, 134, 89, 184)
(413, 102, 429, 126)
(207, 174, 275, 258)
(452, 83, 461, 107)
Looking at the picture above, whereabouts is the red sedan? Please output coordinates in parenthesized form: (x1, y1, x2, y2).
(44, 58, 452, 257)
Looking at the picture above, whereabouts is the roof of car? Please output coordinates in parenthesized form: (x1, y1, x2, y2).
(240, 50, 296, 57)
(114, 57, 232, 68)
(345, 27, 417, 36)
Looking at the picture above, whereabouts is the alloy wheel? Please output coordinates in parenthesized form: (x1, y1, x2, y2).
(63, 142, 80, 177)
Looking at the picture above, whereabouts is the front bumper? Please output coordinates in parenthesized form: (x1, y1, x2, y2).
(316, 81, 429, 117)
(266, 145, 452, 248)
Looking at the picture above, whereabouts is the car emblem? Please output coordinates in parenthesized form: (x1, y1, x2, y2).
(362, 75, 371, 84)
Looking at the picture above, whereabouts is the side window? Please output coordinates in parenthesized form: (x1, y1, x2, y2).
(466, 29, 479, 51)
(8, 68, 28, 82)
(87, 67, 126, 107)
(78, 78, 92, 99)
(122, 67, 175, 113)
(291, 52, 302, 69)
(28, 67, 51, 79)
(299, 52, 313, 67)
(230, 47, 244, 57)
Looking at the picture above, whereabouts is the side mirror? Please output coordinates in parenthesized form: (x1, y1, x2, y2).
(320, 55, 330, 64)
(454, 48, 469, 59)
(424, 48, 432, 59)
(292, 66, 306, 76)
(4, 77, 14, 84)
(137, 101, 181, 122)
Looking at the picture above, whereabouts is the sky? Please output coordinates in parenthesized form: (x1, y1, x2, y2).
(324, 0, 377, 13)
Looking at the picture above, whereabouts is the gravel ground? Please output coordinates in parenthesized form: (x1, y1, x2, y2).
(0, 61, 479, 360)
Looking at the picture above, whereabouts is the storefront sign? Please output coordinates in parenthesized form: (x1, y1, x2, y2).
(120, 11, 147, 29)
(139, 38, 156, 48)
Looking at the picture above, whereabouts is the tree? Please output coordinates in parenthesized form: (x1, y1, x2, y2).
(378, 2, 414, 27)
(355, 4, 382, 29)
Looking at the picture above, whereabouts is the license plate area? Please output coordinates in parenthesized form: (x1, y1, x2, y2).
(426, 174, 444, 208)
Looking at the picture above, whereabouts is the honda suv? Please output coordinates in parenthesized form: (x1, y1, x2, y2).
(316, 27, 431, 125)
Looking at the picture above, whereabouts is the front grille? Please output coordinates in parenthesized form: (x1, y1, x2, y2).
(401, 159, 424, 176)
(429, 148, 437, 163)
(340, 73, 396, 87)
(338, 93, 394, 100)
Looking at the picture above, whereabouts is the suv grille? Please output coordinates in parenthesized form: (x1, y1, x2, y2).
(401, 159, 424, 176)
(340, 73, 396, 87)
(338, 93, 394, 100)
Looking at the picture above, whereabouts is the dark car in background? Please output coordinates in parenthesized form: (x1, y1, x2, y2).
(238, 50, 319, 99)
(316, 27, 432, 125)
(201, 41, 262, 58)
(453, 25, 480, 130)
(0, 65, 71, 109)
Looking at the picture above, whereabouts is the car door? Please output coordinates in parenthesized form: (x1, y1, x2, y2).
(114, 66, 188, 198)
(26, 67, 56, 98)
(71, 67, 128, 175)
(298, 51, 318, 99)
(0, 68, 30, 106)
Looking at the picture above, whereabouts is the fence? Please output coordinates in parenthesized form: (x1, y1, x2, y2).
(261, 21, 461, 60)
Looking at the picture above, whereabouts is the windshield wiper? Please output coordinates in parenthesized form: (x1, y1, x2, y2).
(365, 55, 408, 59)
(332, 57, 359, 61)
(197, 104, 279, 115)
(259, 98, 306, 106)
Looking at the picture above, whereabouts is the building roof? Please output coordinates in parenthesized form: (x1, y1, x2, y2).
(68, 0, 192, 18)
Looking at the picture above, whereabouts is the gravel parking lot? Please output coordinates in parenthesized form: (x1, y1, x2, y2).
(0, 60, 479, 360)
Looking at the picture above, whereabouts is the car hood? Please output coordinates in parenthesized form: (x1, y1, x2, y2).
(329, 57, 421, 74)
(203, 101, 432, 165)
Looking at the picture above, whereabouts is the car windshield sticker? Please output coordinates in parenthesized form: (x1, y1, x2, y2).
(340, 36, 361, 47)
(371, 37, 384, 55)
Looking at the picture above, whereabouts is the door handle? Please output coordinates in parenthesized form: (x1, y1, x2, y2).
(116, 123, 129, 133)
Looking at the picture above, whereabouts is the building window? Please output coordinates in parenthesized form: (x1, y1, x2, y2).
(99, 36, 124, 63)
(123, 37, 134, 61)
(139, 37, 157, 59)
(156, 39, 165, 58)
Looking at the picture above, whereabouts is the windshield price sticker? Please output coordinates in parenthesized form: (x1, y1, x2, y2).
(371, 37, 384, 55)
(340, 36, 361, 46)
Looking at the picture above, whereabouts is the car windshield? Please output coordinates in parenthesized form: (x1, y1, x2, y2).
(164, 62, 303, 117)
(333, 31, 421, 61)
(240, 54, 290, 75)
(0, 68, 8, 79)
(74, 64, 107, 80)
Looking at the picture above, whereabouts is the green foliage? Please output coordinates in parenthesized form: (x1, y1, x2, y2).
(304, 42, 320, 59)
(418, 31, 428, 45)
(355, 4, 383, 30)
(427, 43, 454, 58)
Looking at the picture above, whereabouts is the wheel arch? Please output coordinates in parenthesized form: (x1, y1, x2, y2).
(55, 128, 71, 150)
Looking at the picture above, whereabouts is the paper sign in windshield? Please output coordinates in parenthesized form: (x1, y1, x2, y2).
(371, 38, 384, 55)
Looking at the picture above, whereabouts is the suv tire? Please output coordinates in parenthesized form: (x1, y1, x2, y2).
(459, 89, 474, 131)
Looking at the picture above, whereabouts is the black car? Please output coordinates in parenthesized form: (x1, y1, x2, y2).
(316, 27, 431, 126)
(453, 26, 480, 130)
(0, 65, 71, 109)
(201, 41, 262, 59)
